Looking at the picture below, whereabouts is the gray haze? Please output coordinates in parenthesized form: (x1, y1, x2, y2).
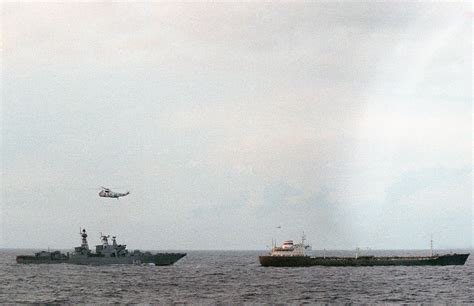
(1, 2, 472, 250)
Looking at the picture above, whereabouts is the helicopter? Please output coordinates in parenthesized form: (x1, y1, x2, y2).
(98, 187, 130, 199)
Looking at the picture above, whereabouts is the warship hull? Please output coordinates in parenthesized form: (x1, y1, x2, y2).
(259, 253, 469, 267)
(16, 252, 186, 266)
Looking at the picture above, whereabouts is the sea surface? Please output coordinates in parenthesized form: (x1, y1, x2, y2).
(1, 249, 472, 303)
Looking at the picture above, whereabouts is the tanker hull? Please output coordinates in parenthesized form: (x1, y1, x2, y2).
(259, 253, 470, 267)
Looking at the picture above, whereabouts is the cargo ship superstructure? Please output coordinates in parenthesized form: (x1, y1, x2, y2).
(16, 229, 186, 265)
(259, 235, 469, 267)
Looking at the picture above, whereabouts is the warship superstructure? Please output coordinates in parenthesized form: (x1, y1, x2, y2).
(16, 229, 186, 265)
(259, 235, 469, 267)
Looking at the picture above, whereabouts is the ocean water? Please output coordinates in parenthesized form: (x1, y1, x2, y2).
(1, 249, 472, 303)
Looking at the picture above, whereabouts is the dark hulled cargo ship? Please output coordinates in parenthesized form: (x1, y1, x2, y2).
(16, 229, 186, 265)
(259, 236, 469, 267)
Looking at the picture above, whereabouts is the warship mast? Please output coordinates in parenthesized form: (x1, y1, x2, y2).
(80, 228, 89, 250)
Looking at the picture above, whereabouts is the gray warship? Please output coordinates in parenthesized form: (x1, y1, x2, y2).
(16, 229, 186, 265)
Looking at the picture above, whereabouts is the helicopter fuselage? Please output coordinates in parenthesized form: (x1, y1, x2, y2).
(99, 189, 130, 198)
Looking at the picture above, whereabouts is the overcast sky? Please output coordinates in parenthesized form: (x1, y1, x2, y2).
(1, 2, 472, 250)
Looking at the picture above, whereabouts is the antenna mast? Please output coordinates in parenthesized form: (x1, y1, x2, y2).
(430, 234, 433, 257)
